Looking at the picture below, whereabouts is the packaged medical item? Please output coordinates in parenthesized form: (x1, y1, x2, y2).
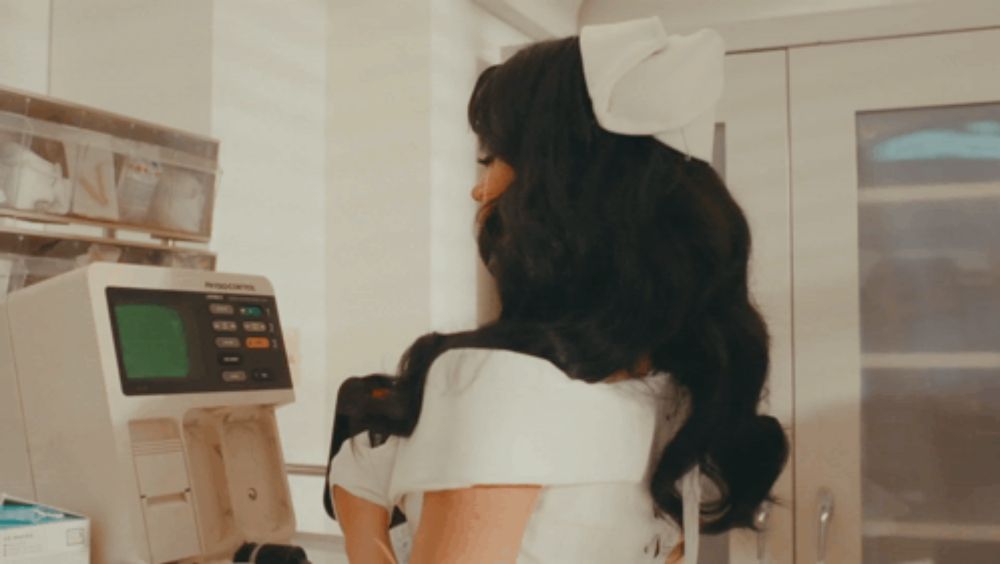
(0, 141, 72, 214)
(69, 137, 120, 221)
(74, 244, 123, 267)
(117, 157, 162, 223)
(148, 168, 207, 233)
(161, 249, 215, 270)
(0, 495, 90, 564)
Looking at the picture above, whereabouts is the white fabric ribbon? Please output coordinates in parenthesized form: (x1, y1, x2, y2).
(580, 17, 725, 163)
(680, 463, 702, 563)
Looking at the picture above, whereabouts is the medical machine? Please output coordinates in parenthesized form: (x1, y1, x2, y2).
(0, 263, 300, 563)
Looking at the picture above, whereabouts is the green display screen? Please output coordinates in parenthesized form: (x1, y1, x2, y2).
(113, 304, 190, 379)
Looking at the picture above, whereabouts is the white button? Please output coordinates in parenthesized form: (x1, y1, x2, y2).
(209, 303, 235, 315)
(215, 337, 241, 349)
(222, 370, 247, 382)
(243, 321, 267, 332)
(213, 320, 238, 332)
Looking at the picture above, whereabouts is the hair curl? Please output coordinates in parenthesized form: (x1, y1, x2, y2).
(337, 36, 788, 534)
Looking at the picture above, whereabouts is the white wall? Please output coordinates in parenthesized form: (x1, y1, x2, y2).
(473, 0, 581, 38)
(326, 0, 526, 379)
(326, 0, 434, 402)
(0, 0, 50, 94)
(325, 0, 525, 369)
(430, 0, 528, 332)
(49, 0, 213, 135)
(580, 0, 923, 27)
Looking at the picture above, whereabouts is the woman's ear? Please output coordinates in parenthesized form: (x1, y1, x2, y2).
(476, 158, 516, 205)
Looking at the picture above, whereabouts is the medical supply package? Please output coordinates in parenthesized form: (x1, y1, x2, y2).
(0, 494, 89, 564)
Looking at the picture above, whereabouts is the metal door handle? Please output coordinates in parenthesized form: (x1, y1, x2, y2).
(754, 501, 771, 563)
(817, 489, 834, 564)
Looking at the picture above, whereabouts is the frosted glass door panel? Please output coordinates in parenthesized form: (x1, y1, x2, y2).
(857, 104, 1000, 186)
(859, 198, 1000, 351)
(863, 371, 1000, 523)
(791, 29, 1000, 563)
(858, 104, 1000, 563)
(858, 105, 1000, 353)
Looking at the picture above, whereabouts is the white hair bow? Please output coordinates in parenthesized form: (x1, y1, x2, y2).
(580, 17, 725, 163)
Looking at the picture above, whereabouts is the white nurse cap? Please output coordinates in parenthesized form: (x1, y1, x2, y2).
(580, 17, 725, 163)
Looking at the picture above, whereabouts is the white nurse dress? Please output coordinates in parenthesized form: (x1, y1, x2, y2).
(329, 347, 704, 563)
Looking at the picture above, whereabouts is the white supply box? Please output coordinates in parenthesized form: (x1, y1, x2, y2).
(0, 495, 89, 564)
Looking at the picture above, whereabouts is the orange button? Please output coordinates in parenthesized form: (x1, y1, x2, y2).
(246, 337, 270, 349)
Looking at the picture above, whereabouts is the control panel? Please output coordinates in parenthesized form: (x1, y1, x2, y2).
(106, 287, 292, 395)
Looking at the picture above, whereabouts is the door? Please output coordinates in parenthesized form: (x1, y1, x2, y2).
(715, 50, 795, 564)
(791, 29, 1000, 563)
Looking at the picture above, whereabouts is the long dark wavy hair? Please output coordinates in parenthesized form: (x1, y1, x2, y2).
(336, 35, 788, 534)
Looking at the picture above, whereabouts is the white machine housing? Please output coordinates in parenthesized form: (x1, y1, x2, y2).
(0, 263, 297, 563)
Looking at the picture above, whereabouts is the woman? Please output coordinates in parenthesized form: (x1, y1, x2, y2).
(327, 17, 789, 563)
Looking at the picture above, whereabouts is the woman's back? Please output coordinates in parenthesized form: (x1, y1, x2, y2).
(330, 348, 702, 563)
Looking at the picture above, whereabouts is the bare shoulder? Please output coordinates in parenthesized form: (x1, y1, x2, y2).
(408, 485, 542, 564)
